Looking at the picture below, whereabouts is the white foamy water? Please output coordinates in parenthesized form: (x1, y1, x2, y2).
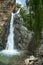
(0, 9, 20, 56)
(6, 13, 14, 50)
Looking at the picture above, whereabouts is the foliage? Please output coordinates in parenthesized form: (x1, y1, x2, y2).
(16, 3, 21, 8)
(20, 8, 26, 17)
(20, 8, 33, 30)
(26, 0, 43, 48)
(17, 0, 43, 48)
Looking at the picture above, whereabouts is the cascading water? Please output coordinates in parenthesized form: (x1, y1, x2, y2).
(6, 13, 14, 50)
(0, 9, 20, 56)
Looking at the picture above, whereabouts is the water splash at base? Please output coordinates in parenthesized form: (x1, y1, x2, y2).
(0, 50, 19, 56)
(0, 9, 21, 56)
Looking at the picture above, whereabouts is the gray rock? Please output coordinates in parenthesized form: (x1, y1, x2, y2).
(33, 57, 43, 65)
(14, 17, 34, 50)
(36, 44, 43, 56)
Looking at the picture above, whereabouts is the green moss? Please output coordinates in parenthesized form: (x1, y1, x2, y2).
(0, 27, 5, 33)
(0, 55, 11, 64)
(0, 5, 3, 10)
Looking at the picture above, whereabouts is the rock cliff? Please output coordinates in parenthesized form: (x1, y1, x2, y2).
(0, 0, 16, 50)
(14, 14, 34, 50)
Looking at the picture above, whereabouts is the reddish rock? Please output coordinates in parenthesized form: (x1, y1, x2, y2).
(0, 0, 16, 50)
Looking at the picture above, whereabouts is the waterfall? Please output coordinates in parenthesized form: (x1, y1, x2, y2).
(0, 9, 20, 56)
(6, 13, 14, 50)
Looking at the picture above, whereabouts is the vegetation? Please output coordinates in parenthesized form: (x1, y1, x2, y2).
(19, 0, 43, 48)
(16, 3, 21, 8)
(26, 0, 43, 47)
(0, 0, 43, 65)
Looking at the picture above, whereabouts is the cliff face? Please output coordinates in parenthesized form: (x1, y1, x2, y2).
(14, 15, 34, 50)
(0, 0, 16, 50)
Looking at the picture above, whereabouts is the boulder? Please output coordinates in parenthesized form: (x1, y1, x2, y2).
(14, 25, 34, 50)
(24, 55, 38, 65)
(14, 15, 34, 50)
